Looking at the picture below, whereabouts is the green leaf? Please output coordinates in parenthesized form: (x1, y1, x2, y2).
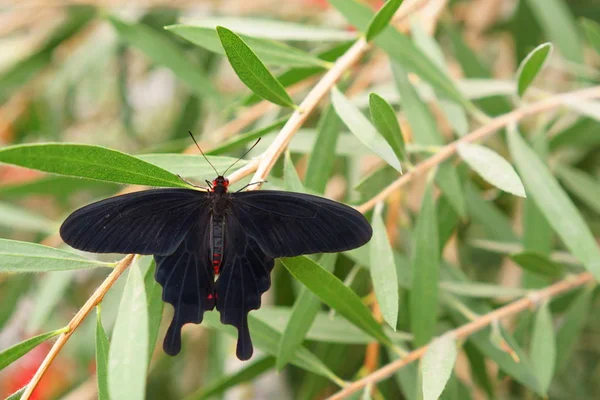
(509, 252, 564, 278)
(216, 26, 295, 108)
(464, 182, 518, 242)
(525, 0, 583, 63)
(6, 387, 25, 400)
(556, 287, 593, 369)
(421, 335, 457, 400)
(96, 308, 110, 400)
(331, 87, 402, 172)
(202, 311, 343, 384)
(0, 176, 119, 201)
(0, 201, 56, 234)
(0, 143, 190, 188)
(391, 63, 443, 146)
(457, 143, 526, 197)
(0, 239, 110, 272)
(410, 176, 439, 347)
(556, 165, 600, 215)
(369, 93, 406, 162)
(507, 127, 600, 279)
(516, 42, 553, 98)
(305, 106, 342, 193)
(581, 18, 600, 55)
(0, 327, 66, 371)
(328, 0, 466, 104)
(370, 204, 399, 330)
(166, 25, 328, 68)
(136, 154, 243, 180)
(108, 16, 219, 100)
(283, 151, 305, 193)
(365, 0, 404, 42)
(144, 261, 164, 358)
(109, 262, 148, 400)
(185, 356, 275, 400)
(180, 17, 355, 42)
(530, 302, 556, 393)
(435, 163, 467, 219)
(440, 281, 527, 299)
(281, 256, 391, 346)
(276, 254, 336, 370)
(27, 271, 74, 334)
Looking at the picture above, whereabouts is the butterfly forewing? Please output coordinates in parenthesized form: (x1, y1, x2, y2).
(60, 189, 207, 255)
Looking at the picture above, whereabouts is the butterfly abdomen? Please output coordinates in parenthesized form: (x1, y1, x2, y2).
(211, 214, 225, 275)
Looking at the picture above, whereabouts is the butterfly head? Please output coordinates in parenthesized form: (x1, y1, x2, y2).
(212, 176, 229, 193)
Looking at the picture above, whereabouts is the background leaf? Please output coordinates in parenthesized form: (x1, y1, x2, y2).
(457, 143, 526, 197)
(365, 0, 403, 42)
(516, 42, 552, 97)
(108, 262, 148, 400)
(0, 328, 66, 371)
(96, 308, 110, 400)
(530, 302, 556, 393)
(421, 335, 457, 400)
(369, 93, 406, 162)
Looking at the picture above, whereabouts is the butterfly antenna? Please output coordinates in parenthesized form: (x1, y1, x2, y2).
(188, 131, 219, 176)
(223, 138, 262, 176)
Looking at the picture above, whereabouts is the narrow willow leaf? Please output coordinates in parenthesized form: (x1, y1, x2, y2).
(0, 143, 189, 187)
(137, 154, 243, 180)
(27, 271, 74, 334)
(0, 239, 110, 272)
(6, 387, 25, 400)
(370, 204, 399, 330)
(516, 43, 552, 97)
(108, 16, 219, 100)
(435, 163, 467, 219)
(331, 87, 402, 172)
(369, 93, 406, 162)
(305, 106, 342, 193)
(457, 143, 526, 197)
(556, 165, 600, 215)
(202, 312, 343, 384)
(508, 127, 600, 279)
(217, 26, 295, 108)
(281, 256, 391, 346)
(556, 287, 593, 369)
(410, 177, 439, 347)
(185, 357, 275, 400)
(464, 182, 518, 242)
(283, 151, 305, 193)
(177, 18, 354, 41)
(328, 0, 466, 104)
(276, 254, 336, 370)
(421, 335, 457, 400)
(166, 25, 328, 68)
(531, 302, 555, 393)
(96, 308, 110, 400)
(440, 281, 527, 299)
(0, 176, 118, 201)
(109, 263, 148, 400)
(581, 18, 600, 55)
(0, 328, 66, 371)
(525, 0, 583, 63)
(365, 0, 404, 42)
(391, 63, 443, 146)
(509, 252, 564, 278)
(144, 261, 163, 358)
(0, 201, 56, 234)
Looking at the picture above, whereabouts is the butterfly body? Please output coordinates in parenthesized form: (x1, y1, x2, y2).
(60, 175, 372, 360)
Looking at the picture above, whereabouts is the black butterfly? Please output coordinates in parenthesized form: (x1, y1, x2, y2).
(59, 140, 372, 360)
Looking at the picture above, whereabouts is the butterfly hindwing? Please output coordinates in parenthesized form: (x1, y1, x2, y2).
(230, 190, 372, 257)
(154, 209, 215, 356)
(60, 189, 208, 255)
(216, 214, 274, 360)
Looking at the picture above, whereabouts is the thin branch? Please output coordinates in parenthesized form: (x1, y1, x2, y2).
(328, 272, 595, 400)
(357, 85, 600, 213)
(21, 254, 136, 400)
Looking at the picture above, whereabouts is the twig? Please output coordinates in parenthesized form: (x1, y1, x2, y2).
(357, 85, 600, 213)
(21, 254, 136, 400)
(328, 272, 595, 399)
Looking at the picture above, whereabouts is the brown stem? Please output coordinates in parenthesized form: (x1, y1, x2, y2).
(357, 85, 600, 213)
(328, 272, 595, 399)
(21, 254, 136, 400)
